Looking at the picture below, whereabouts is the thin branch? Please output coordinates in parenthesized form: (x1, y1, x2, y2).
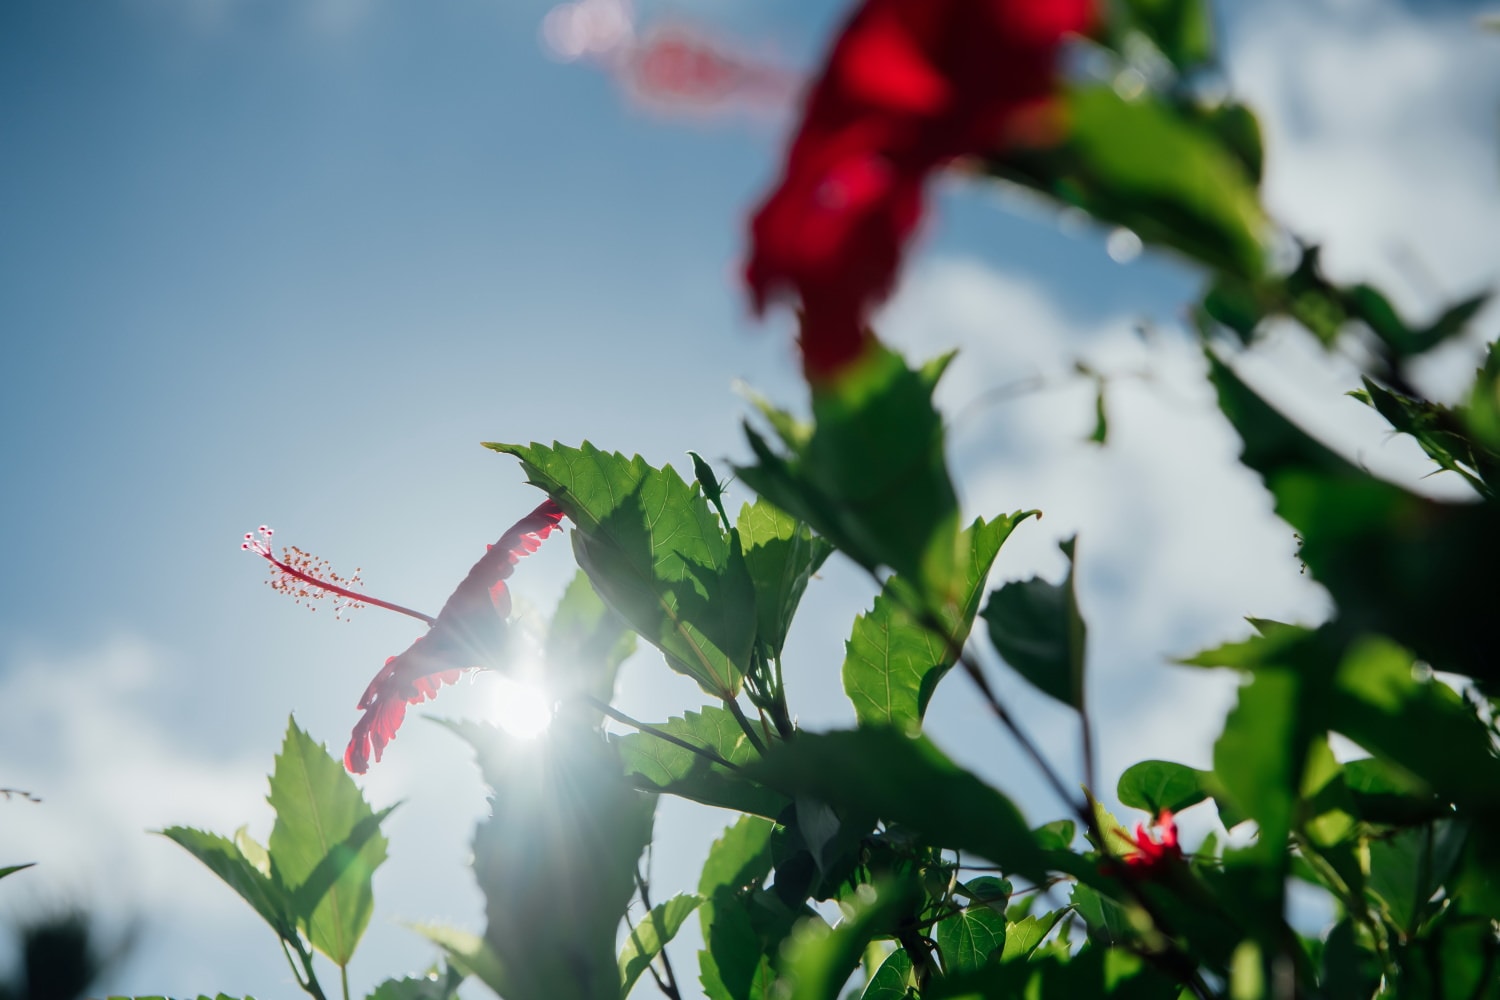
(635, 866, 684, 1000)
(723, 695, 769, 755)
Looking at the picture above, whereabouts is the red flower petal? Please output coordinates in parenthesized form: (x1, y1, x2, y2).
(745, 0, 1093, 377)
(343, 500, 565, 773)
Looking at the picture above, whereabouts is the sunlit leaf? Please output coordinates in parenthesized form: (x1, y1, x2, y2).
(861, 947, 913, 999)
(619, 894, 701, 999)
(1117, 760, 1211, 816)
(615, 706, 785, 818)
(999, 909, 1065, 962)
(489, 441, 757, 697)
(935, 905, 1006, 973)
(267, 717, 391, 966)
(736, 500, 832, 661)
(157, 827, 296, 941)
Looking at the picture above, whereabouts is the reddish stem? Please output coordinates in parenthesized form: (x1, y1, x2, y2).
(261, 552, 437, 626)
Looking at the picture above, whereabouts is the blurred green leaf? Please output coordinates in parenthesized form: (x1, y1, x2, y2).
(412, 925, 508, 996)
(992, 86, 1267, 277)
(615, 706, 786, 818)
(365, 967, 465, 1000)
(1353, 378, 1495, 497)
(846, 513, 1036, 730)
(1112, 0, 1215, 71)
(736, 500, 833, 661)
(267, 717, 391, 966)
(1342, 757, 1446, 827)
(1208, 352, 1500, 687)
(453, 718, 656, 1000)
(547, 569, 636, 716)
(699, 815, 777, 898)
(489, 441, 756, 698)
(619, 894, 701, 999)
(158, 827, 296, 941)
(982, 537, 1087, 711)
(698, 888, 785, 1000)
(1368, 820, 1467, 938)
(745, 729, 1045, 880)
(1117, 760, 1211, 816)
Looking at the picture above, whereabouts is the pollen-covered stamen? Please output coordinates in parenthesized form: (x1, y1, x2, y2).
(239, 526, 436, 626)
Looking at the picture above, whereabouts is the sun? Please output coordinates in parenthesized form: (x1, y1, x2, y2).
(486, 674, 555, 740)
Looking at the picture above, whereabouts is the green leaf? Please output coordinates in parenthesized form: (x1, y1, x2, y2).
(615, 706, 786, 818)
(699, 815, 776, 898)
(982, 536, 1087, 711)
(619, 894, 702, 999)
(1069, 883, 1133, 947)
(1117, 760, 1211, 816)
(1113, 0, 1215, 70)
(412, 924, 508, 996)
(697, 890, 782, 1000)
(1342, 757, 1446, 826)
(365, 967, 465, 1000)
(779, 881, 919, 1000)
(1207, 352, 1500, 687)
(861, 947, 913, 999)
(845, 513, 1034, 730)
(158, 826, 297, 940)
(736, 345, 970, 613)
(0, 863, 34, 882)
(1367, 820, 1468, 938)
(744, 729, 1045, 880)
(454, 718, 656, 1000)
(736, 499, 833, 661)
(1032, 819, 1076, 852)
(1354, 377, 1494, 497)
(489, 441, 757, 697)
(547, 569, 636, 714)
(999, 909, 1065, 962)
(266, 717, 390, 966)
(935, 905, 1007, 973)
(992, 86, 1267, 277)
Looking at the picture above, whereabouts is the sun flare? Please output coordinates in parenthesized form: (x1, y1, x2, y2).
(487, 675, 555, 740)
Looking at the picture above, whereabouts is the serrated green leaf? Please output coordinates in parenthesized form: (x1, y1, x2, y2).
(547, 569, 636, 715)
(935, 905, 1007, 973)
(736, 500, 833, 661)
(999, 909, 1065, 962)
(615, 706, 786, 818)
(489, 441, 756, 698)
(365, 966, 465, 1000)
(744, 729, 1044, 880)
(736, 345, 970, 614)
(619, 894, 702, 999)
(982, 536, 1086, 711)
(700, 815, 776, 898)
(266, 717, 390, 966)
(1118, 760, 1211, 816)
(157, 827, 296, 941)
(845, 513, 1036, 731)
(452, 718, 655, 1000)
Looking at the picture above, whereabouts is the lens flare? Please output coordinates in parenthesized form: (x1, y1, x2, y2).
(487, 675, 555, 740)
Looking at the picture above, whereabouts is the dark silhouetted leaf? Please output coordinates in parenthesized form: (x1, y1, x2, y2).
(982, 537, 1086, 711)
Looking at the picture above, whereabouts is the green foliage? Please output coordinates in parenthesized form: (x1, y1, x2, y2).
(618, 894, 701, 999)
(453, 717, 655, 1000)
(614, 705, 785, 817)
(488, 441, 757, 698)
(736, 500, 833, 663)
(267, 718, 393, 967)
(844, 513, 1035, 731)
(1116, 760, 1211, 816)
(364, 967, 464, 1000)
(982, 537, 1087, 711)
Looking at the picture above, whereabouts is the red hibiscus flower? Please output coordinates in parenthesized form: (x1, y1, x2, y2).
(745, 0, 1093, 378)
(344, 500, 565, 773)
(244, 500, 566, 774)
(1121, 809, 1182, 875)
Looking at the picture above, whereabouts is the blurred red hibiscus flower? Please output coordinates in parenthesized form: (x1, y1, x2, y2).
(745, 0, 1093, 378)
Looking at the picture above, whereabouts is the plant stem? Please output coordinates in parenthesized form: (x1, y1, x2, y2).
(636, 866, 684, 1000)
(340, 963, 351, 1000)
(723, 695, 768, 755)
(581, 695, 744, 771)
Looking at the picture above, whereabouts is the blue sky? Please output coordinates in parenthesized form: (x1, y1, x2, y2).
(2, 0, 1498, 996)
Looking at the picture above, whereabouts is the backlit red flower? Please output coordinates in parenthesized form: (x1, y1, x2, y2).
(1121, 809, 1182, 875)
(745, 0, 1093, 378)
(344, 500, 565, 773)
